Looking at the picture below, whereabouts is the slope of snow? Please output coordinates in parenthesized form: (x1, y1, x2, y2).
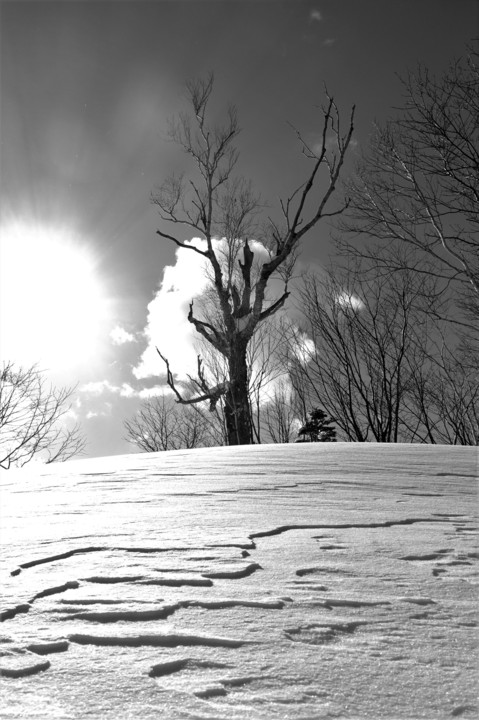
(0, 443, 477, 719)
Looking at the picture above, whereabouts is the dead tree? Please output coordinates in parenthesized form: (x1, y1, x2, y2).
(154, 74, 354, 445)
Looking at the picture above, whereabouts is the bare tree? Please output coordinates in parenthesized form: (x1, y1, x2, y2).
(0, 362, 85, 469)
(288, 257, 434, 443)
(262, 381, 302, 444)
(340, 43, 479, 325)
(288, 243, 478, 445)
(403, 334, 479, 445)
(154, 74, 355, 445)
(245, 317, 292, 443)
(328, 43, 479, 445)
(124, 393, 220, 452)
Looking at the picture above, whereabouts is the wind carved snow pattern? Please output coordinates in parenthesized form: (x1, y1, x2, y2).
(0, 444, 478, 719)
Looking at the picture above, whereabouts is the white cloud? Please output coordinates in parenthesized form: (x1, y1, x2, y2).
(323, 38, 335, 47)
(336, 291, 364, 310)
(110, 325, 136, 345)
(63, 407, 80, 422)
(79, 380, 140, 398)
(290, 331, 316, 366)
(133, 238, 211, 382)
(86, 404, 112, 420)
(133, 237, 272, 383)
(310, 9, 322, 22)
(119, 383, 136, 398)
(80, 380, 119, 396)
(138, 386, 174, 399)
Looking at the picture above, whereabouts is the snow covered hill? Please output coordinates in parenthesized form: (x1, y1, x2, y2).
(0, 443, 477, 719)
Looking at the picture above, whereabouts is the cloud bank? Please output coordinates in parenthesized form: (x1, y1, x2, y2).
(132, 237, 273, 384)
(133, 239, 211, 382)
(110, 325, 136, 345)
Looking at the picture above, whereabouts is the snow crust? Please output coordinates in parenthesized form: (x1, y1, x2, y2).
(0, 443, 477, 719)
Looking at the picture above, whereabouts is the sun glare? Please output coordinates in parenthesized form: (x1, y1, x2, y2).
(0, 220, 110, 372)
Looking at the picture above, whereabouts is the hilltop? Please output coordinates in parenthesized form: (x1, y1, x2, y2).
(1, 443, 477, 719)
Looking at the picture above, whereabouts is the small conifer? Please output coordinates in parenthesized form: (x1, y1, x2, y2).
(297, 408, 337, 442)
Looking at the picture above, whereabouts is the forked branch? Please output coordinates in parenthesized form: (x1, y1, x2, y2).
(156, 348, 228, 411)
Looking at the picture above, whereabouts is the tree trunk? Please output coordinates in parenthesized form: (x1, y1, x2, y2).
(224, 342, 253, 445)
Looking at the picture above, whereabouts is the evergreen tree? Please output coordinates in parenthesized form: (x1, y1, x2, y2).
(297, 408, 337, 442)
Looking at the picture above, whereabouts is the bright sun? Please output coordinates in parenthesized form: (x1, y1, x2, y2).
(0, 220, 110, 373)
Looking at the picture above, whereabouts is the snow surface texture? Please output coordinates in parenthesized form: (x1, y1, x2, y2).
(0, 443, 477, 720)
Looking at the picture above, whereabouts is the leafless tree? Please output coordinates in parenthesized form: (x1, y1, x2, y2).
(288, 243, 478, 445)
(0, 362, 85, 469)
(124, 393, 219, 452)
(246, 317, 292, 443)
(328, 43, 478, 445)
(154, 74, 355, 445)
(403, 333, 479, 445)
(262, 380, 303, 444)
(288, 256, 436, 443)
(340, 42, 479, 326)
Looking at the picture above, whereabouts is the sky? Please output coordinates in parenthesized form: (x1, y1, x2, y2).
(0, 0, 477, 459)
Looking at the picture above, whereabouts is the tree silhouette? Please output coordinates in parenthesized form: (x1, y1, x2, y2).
(154, 74, 354, 445)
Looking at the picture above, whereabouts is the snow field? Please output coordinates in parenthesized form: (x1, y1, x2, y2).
(0, 443, 477, 719)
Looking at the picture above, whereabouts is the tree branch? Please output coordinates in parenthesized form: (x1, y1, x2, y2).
(156, 348, 229, 411)
(155, 230, 209, 257)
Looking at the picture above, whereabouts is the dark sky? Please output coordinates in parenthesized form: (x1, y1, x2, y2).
(1, 0, 477, 458)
